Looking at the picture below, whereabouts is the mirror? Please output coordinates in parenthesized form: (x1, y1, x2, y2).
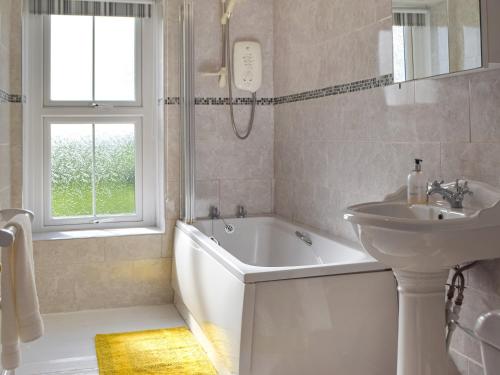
(392, 0, 482, 82)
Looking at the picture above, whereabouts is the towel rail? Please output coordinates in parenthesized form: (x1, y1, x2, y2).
(0, 209, 35, 248)
(0, 209, 34, 375)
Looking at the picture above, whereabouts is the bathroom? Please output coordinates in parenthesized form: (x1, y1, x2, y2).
(1, 0, 500, 374)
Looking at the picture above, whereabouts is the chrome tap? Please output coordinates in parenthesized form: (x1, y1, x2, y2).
(237, 205, 247, 218)
(295, 231, 313, 246)
(427, 180, 473, 209)
(209, 206, 220, 219)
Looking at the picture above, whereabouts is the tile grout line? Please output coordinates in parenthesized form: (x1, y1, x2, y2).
(468, 78, 472, 144)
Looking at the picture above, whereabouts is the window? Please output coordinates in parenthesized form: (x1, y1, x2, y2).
(45, 119, 142, 225)
(46, 15, 140, 104)
(25, 4, 163, 232)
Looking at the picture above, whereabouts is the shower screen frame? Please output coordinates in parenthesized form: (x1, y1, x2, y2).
(179, 0, 196, 224)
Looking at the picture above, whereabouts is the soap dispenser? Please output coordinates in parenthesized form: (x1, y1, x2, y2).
(407, 159, 427, 205)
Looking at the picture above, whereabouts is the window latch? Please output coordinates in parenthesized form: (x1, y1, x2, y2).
(91, 103, 113, 109)
(92, 218, 115, 224)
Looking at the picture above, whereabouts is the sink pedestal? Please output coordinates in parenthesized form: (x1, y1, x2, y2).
(393, 269, 449, 375)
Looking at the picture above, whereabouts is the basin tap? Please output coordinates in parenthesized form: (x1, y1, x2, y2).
(427, 180, 473, 209)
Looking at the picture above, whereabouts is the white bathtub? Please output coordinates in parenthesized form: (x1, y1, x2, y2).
(173, 216, 398, 375)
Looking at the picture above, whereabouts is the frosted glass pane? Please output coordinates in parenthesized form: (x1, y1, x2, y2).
(50, 16, 93, 101)
(95, 17, 136, 101)
(95, 124, 136, 215)
(51, 124, 93, 217)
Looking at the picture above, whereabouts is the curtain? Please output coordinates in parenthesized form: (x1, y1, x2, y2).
(393, 12, 426, 27)
(29, 0, 152, 18)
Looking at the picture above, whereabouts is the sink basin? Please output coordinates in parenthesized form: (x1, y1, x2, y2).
(344, 180, 500, 272)
(344, 180, 500, 375)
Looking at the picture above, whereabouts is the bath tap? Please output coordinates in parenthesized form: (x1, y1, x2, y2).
(209, 206, 220, 219)
(237, 205, 247, 218)
(427, 180, 473, 209)
(295, 231, 313, 246)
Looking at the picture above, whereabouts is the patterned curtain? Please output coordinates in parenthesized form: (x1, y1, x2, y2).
(29, 0, 152, 18)
(393, 12, 426, 27)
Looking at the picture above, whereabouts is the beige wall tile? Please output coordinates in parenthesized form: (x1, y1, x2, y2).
(166, 179, 180, 220)
(196, 139, 273, 181)
(0, 0, 12, 51)
(0, 45, 9, 93)
(0, 143, 11, 191)
(166, 106, 180, 185)
(8, 0, 21, 95)
(470, 69, 500, 142)
(220, 178, 272, 216)
(162, 219, 177, 258)
(468, 361, 484, 375)
(194, 0, 274, 98)
(165, 0, 181, 97)
(34, 238, 104, 266)
(195, 179, 219, 218)
(35, 252, 173, 313)
(0, 186, 10, 210)
(414, 75, 471, 142)
(0, 103, 9, 145)
(101, 235, 163, 261)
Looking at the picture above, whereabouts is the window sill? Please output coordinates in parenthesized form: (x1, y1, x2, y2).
(33, 226, 165, 241)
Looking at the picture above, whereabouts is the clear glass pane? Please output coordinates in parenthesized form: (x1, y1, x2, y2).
(51, 123, 93, 217)
(95, 123, 136, 215)
(95, 17, 136, 101)
(50, 15, 93, 101)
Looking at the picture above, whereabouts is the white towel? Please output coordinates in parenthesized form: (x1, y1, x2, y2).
(1, 214, 44, 370)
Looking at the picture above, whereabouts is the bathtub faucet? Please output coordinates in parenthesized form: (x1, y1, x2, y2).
(209, 206, 220, 219)
(237, 205, 247, 218)
(295, 231, 313, 246)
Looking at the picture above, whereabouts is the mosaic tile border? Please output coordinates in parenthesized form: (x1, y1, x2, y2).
(0, 89, 25, 104)
(195, 97, 274, 105)
(166, 97, 180, 105)
(165, 97, 273, 106)
(273, 74, 394, 105)
(166, 74, 394, 106)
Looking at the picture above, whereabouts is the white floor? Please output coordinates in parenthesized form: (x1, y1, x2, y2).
(12, 305, 186, 375)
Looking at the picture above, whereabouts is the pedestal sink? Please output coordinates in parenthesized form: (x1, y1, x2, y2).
(344, 180, 500, 375)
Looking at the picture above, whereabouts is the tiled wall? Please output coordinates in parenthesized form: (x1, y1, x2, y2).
(2, 0, 273, 314)
(273, 1, 500, 374)
(34, 235, 173, 313)
(192, 0, 274, 218)
(0, 0, 22, 210)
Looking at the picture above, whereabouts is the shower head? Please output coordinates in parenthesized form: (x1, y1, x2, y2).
(221, 0, 239, 25)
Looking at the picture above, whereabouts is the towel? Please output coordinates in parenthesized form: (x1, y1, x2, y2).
(1, 214, 44, 370)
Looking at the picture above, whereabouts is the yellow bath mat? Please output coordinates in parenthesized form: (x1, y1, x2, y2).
(95, 327, 217, 375)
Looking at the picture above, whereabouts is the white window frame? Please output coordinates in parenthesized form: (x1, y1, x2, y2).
(43, 117, 143, 226)
(42, 16, 143, 108)
(23, 3, 164, 233)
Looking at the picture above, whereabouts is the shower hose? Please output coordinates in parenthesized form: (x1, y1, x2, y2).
(224, 19, 257, 140)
